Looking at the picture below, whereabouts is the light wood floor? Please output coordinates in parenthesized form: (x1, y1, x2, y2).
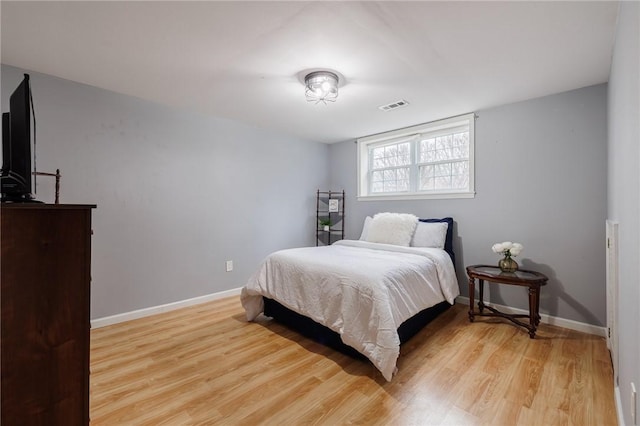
(90, 297, 617, 425)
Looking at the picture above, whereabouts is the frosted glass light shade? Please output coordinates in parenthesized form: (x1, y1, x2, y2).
(304, 71, 339, 103)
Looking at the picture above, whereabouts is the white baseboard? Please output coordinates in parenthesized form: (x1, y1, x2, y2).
(455, 296, 607, 337)
(92, 291, 605, 336)
(91, 287, 243, 329)
(615, 385, 625, 426)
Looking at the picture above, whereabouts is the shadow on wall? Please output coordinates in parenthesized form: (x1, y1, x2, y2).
(452, 230, 467, 293)
(520, 258, 602, 326)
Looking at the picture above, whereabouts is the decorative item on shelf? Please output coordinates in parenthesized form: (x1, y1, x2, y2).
(328, 199, 339, 212)
(319, 218, 332, 232)
(491, 241, 523, 272)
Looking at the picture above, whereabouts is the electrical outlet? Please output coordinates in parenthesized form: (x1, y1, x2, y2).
(225, 260, 233, 272)
(632, 382, 637, 425)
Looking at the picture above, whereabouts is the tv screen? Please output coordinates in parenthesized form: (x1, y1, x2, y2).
(1, 74, 35, 202)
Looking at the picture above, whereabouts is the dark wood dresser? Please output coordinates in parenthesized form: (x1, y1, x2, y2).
(1, 203, 95, 425)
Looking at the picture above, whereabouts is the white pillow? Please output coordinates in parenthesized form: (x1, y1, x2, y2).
(359, 216, 373, 240)
(365, 213, 418, 246)
(411, 221, 448, 249)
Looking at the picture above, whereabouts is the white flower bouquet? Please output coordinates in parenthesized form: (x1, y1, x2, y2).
(492, 241, 523, 272)
(491, 241, 523, 258)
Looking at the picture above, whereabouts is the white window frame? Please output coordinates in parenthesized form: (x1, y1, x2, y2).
(357, 113, 475, 201)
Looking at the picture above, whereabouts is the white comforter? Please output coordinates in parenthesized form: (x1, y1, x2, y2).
(240, 240, 459, 381)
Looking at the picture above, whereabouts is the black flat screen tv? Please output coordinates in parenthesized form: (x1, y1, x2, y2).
(1, 73, 37, 202)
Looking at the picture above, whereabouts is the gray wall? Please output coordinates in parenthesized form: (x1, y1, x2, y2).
(607, 1, 639, 424)
(1, 65, 329, 319)
(330, 84, 607, 327)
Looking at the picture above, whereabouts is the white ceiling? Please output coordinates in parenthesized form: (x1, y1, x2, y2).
(1, 1, 619, 144)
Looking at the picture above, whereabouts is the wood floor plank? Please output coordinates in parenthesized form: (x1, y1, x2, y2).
(90, 297, 618, 425)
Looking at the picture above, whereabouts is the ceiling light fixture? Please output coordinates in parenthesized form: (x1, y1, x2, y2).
(304, 71, 339, 104)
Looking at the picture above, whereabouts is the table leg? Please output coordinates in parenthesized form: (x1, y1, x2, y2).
(468, 276, 475, 322)
(528, 287, 537, 338)
(535, 287, 541, 326)
(478, 279, 485, 313)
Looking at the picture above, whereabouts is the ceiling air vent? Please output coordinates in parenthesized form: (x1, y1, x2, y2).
(378, 99, 410, 112)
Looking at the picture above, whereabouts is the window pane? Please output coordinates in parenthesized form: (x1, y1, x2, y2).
(371, 142, 412, 170)
(418, 161, 469, 191)
(383, 169, 395, 180)
(452, 173, 469, 189)
(452, 132, 469, 159)
(371, 166, 411, 193)
(451, 161, 469, 189)
(435, 176, 451, 189)
(436, 135, 452, 162)
(420, 165, 434, 178)
(419, 165, 434, 190)
(419, 138, 435, 163)
(397, 143, 411, 165)
(435, 163, 451, 177)
(383, 181, 396, 192)
(452, 161, 468, 175)
(419, 131, 469, 164)
(452, 145, 464, 159)
(422, 178, 434, 190)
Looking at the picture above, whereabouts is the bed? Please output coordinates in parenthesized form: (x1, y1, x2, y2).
(241, 214, 459, 381)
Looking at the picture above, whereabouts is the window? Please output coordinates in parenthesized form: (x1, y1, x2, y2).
(357, 113, 475, 200)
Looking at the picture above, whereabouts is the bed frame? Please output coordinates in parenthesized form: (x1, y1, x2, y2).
(263, 297, 452, 359)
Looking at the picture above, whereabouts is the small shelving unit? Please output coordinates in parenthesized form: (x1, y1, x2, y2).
(316, 189, 345, 246)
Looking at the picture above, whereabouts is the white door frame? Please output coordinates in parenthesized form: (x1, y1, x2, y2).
(606, 219, 619, 384)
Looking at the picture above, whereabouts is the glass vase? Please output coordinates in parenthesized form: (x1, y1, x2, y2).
(498, 256, 518, 273)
